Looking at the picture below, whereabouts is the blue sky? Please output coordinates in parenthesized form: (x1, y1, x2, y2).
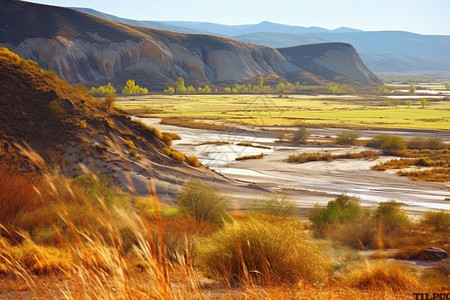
(27, 0, 449, 35)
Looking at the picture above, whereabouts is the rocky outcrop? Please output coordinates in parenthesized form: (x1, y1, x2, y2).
(0, 1, 381, 89)
(278, 43, 383, 85)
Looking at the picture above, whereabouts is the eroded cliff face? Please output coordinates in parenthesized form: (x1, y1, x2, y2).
(0, 1, 381, 89)
(6, 35, 302, 88)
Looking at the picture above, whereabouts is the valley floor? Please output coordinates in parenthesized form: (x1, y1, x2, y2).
(135, 117, 450, 216)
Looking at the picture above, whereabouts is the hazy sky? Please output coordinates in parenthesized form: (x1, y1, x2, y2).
(27, 0, 449, 35)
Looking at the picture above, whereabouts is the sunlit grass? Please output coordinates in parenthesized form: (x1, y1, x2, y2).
(116, 94, 450, 130)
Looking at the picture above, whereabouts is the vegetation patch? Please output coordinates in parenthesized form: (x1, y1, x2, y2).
(196, 218, 331, 286)
(161, 117, 237, 131)
(287, 150, 378, 163)
(236, 142, 271, 149)
(235, 153, 265, 161)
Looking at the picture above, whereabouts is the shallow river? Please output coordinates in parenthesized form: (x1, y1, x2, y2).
(135, 117, 450, 213)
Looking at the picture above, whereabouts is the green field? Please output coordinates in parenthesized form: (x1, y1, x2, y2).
(116, 94, 450, 130)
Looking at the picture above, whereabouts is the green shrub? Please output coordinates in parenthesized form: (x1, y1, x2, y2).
(196, 219, 330, 286)
(368, 135, 406, 154)
(335, 132, 360, 145)
(291, 127, 310, 144)
(252, 192, 297, 219)
(122, 79, 148, 95)
(373, 200, 410, 234)
(89, 82, 116, 97)
(177, 181, 228, 224)
(422, 211, 450, 232)
(408, 137, 444, 150)
(309, 195, 362, 237)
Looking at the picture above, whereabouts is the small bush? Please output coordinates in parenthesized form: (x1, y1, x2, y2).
(308, 195, 362, 237)
(235, 153, 265, 161)
(335, 132, 360, 145)
(408, 137, 444, 150)
(338, 262, 420, 292)
(416, 157, 434, 167)
(186, 155, 201, 167)
(252, 192, 297, 218)
(373, 200, 410, 234)
(422, 211, 450, 232)
(196, 219, 330, 286)
(367, 135, 407, 154)
(162, 148, 186, 163)
(177, 181, 228, 224)
(291, 127, 310, 144)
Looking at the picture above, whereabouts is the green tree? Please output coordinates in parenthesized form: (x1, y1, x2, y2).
(223, 87, 231, 93)
(409, 84, 416, 94)
(276, 82, 285, 96)
(258, 75, 264, 89)
(175, 77, 187, 94)
(405, 100, 412, 108)
(122, 79, 148, 95)
(377, 86, 390, 94)
(198, 85, 211, 93)
(177, 180, 228, 224)
(420, 98, 427, 108)
(89, 82, 116, 97)
(445, 84, 450, 90)
(164, 86, 175, 95)
(187, 85, 196, 93)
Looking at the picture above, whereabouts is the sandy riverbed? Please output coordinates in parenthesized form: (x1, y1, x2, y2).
(135, 117, 450, 215)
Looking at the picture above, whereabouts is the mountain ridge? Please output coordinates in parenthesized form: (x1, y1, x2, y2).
(72, 7, 450, 73)
(0, 1, 381, 88)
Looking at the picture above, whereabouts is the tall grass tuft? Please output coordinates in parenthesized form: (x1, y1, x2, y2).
(196, 218, 331, 286)
(338, 262, 420, 292)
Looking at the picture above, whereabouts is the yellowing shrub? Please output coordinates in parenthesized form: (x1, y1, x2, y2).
(196, 219, 330, 286)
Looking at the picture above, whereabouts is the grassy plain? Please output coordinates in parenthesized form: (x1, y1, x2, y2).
(116, 94, 450, 130)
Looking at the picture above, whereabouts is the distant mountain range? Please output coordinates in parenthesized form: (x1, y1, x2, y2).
(0, 1, 380, 90)
(74, 8, 450, 73)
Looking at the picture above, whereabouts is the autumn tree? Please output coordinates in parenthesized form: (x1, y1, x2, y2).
(258, 75, 264, 89)
(420, 98, 427, 108)
(89, 82, 116, 96)
(122, 79, 148, 95)
(164, 86, 175, 95)
(405, 100, 412, 108)
(276, 82, 285, 96)
(176, 77, 187, 94)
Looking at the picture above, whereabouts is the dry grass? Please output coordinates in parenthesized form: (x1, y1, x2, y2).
(372, 148, 450, 181)
(236, 142, 271, 149)
(235, 153, 265, 161)
(161, 117, 237, 131)
(0, 164, 39, 229)
(287, 151, 378, 163)
(196, 218, 331, 287)
(397, 168, 450, 182)
(0, 148, 447, 298)
(337, 261, 420, 292)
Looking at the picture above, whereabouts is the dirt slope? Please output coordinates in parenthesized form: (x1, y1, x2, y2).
(0, 47, 259, 201)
